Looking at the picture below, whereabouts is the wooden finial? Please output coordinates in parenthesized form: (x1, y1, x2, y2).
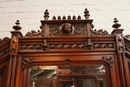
(77, 15, 81, 20)
(52, 16, 56, 20)
(112, 18, 121, 29)
(72, 15, 76, 20)
(44, 9, 49, 20)
(57, 16, 61, 20)
(62, 15, 66, 20)
(68, 15, 71, 20)
(84, 8, 90, 19)
(12, 20, 21, 30)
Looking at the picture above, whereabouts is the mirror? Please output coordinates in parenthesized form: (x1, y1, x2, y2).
(29, 65, 106, 87)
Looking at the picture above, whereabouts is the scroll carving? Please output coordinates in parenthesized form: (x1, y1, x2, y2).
(25, 30, 44, 37)
(90, 29, 109, 36)
(0, 37, 10, 43)
(102, 56, 113, 67)
(22, 57, 33, 68)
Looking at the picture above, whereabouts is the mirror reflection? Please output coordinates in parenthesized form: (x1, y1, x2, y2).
(29, 65, 106, 87)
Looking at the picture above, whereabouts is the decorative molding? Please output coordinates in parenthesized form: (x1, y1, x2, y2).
(21, 44, 42, 49)
(21, 40, 48, 50)
(21, 43, 114, 50)
(102, 56, 113, 67)
(22, 57, 33, 68)
(49, 43, 85, 49)
(93, 43, 114, 48)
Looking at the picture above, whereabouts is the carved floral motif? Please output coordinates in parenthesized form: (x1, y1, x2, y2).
(21, 43, 114, 50)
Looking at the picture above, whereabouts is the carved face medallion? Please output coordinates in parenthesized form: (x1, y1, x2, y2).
(60, 23, 74, 35)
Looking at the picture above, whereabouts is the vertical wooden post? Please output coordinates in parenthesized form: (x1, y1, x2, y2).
(111, 18, 129, 87)
(9, 20, 22, 87)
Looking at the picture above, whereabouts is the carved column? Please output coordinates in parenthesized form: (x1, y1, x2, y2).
(9, 20, 22, 87)
(111, 18, 129, 87)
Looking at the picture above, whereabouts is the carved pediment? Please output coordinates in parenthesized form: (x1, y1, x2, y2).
(21, 8, 112, 37)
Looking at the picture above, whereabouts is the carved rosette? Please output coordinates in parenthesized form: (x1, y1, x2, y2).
(102, 56, 113, 67)
(22, 57, 33, 68)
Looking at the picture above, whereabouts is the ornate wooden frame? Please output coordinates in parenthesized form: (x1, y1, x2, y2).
(0, 8, 130, 87)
